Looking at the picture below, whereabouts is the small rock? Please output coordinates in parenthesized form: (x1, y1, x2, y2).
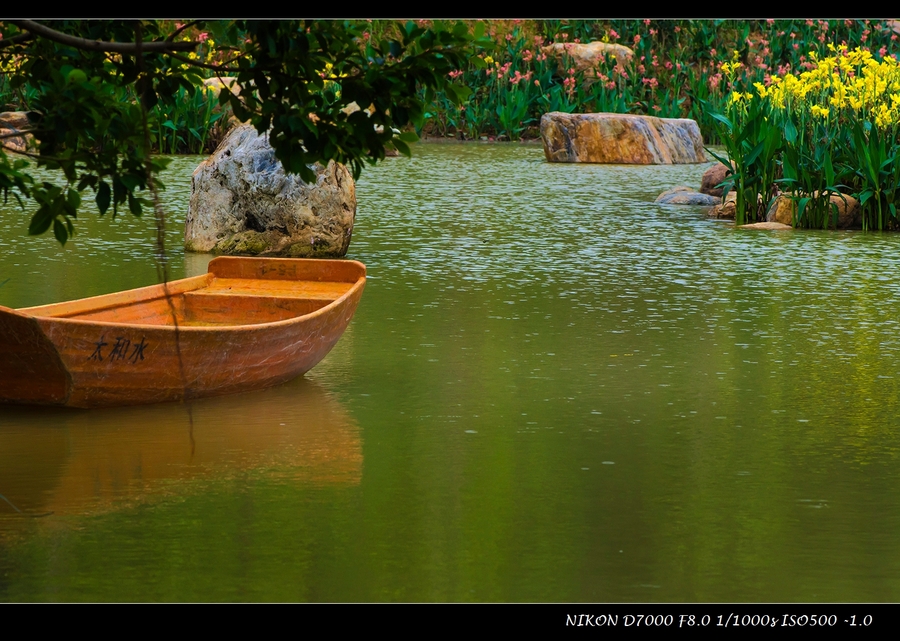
(541, 112, 706, 164)
(708, 191, 736, 219)
(700, 162, 733, 197)
(656, 187, 721, 206)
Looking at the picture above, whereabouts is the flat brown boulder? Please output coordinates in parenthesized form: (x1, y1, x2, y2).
(541, 41, 634, 76)
(766, 193, 860, 229)
(185, 124, 356, 257)
(739, 222, 792, 230)
(541, 112, 706, 164)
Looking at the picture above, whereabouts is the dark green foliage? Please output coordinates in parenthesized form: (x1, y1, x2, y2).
(0, 20, 475, 243)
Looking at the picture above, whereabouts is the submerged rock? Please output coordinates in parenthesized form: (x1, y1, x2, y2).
(185, 124, 356, 257)
(739, 221, 792, 230)
(540, 112, 706, 164)
(655, 186, 721, 206)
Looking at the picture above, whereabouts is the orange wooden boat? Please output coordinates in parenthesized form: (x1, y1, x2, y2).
(0, 257, 365, 408)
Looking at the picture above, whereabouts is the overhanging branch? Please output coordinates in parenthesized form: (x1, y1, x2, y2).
(0, 33, 33, 49)
(9, 20, 198, 54)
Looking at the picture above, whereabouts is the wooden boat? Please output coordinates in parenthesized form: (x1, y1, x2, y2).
(0, 257, 365, 408)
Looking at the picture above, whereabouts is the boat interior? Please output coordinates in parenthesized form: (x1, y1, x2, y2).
(17, 258, 365, 328)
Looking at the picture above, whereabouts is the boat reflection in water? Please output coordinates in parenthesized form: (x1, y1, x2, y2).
(0, 376, 362, 522)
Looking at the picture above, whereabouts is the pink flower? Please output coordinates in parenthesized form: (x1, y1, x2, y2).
(674, 26, 681, 33)
(606, 81, 616, 90)
(633, 34, 641, 45)
(506, 33, 513, 41)
(198, 32, 209, 42)
(609, 29, 619, 39)
(664, 60, 673, 70)
(767, 19, 775, 25)
(652, 105, 662, 112)
(522, 49, 533, 62)
(644, 19, 651, 26)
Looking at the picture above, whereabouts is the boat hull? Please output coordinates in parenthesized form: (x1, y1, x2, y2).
(0, 257, 365, 408)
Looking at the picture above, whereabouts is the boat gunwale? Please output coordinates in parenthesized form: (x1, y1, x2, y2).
(10, 261, 366, 333)
(21, 277, 365, 333)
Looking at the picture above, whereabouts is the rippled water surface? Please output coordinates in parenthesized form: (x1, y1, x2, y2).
(2, 144, 900, 601)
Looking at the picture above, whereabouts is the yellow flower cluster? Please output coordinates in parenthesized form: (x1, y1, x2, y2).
(720, 51, 743, 78)
(761, 45, 900, 129)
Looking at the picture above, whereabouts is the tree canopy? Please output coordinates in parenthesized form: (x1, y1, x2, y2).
(0, 20, 479, 244)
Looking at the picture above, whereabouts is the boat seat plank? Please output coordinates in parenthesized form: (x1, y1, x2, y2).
(204, 278, 354, 300)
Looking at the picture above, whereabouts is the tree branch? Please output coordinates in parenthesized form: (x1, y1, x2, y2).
(0, 33, 33, 49)
(0, 129, 35, 140)
(10, 20, 198, 54)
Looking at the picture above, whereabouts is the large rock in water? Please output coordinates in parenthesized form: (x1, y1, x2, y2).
(185, 124, 356, 257)
(541, 112, 706, 164)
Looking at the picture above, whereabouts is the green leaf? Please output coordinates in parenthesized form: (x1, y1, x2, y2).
(709, 112, 733, 131)
(392, 138, 411, 157)
(53, 218, 68, 245)
(397, 131, 419, 143)
(66, 189, 81, 210)
(96, 182, 111, 215)
(128, 194, 142, 217)
(28, 208, 54, 236)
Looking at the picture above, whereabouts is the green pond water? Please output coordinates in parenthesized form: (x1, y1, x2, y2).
(2, 144, 900, 602)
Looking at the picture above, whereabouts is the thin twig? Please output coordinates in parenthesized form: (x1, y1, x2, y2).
(165, 20, 202, 43)
(0, 129, 34, 140)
